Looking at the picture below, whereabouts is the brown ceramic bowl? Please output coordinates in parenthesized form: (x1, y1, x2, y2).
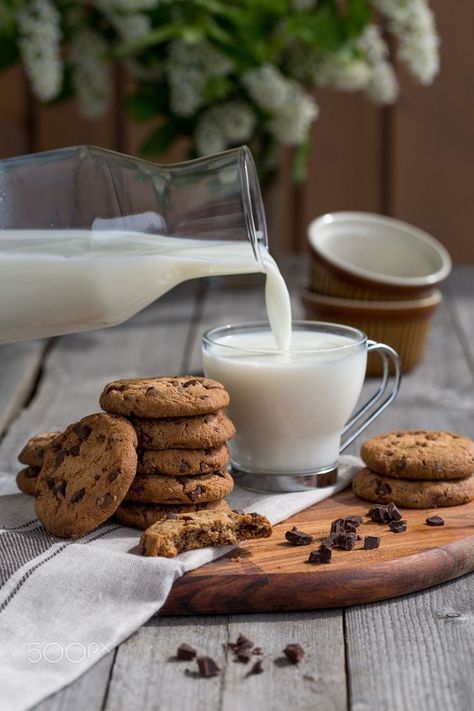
(301, 288, 442, 375)
(308, 212, 451, 300)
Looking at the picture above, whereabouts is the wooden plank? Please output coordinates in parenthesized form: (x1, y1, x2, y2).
(0, 67, 29, 158)
(389, 0, 474, 263)
(33, 653, 115, 711)
(0, 340, 46, 439)
(296, 91, 384, 252)
(103, 616, 228, 711)
(163, 488, 474, 614)
(221, 612, 346, 711)
(345, 575, 474, 711)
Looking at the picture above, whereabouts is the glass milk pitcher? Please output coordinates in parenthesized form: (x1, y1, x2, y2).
(0, 145, 268, 344)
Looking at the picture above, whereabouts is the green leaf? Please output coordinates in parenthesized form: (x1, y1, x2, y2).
(127, 93, 162, 122)
(112, 24, 178, 59)
(203, 76, 234, 102)
(284, 7, 343, 52)
(344, 0, 372, 37)
(292, 141, 310, 184)
(140, 121, 179, 156)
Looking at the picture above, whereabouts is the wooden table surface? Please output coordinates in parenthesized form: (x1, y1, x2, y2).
(0, 260, 473, 711)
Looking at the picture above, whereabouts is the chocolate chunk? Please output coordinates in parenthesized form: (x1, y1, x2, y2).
(68, 444, 81, 457)
(176, 643, 196, 660)
(71, 488, 86, 503)
(318, 542, 333, 562)
(246, 659, 264, 676)
(237, 646, 253, 663)
(330, 518, 347, 534)
(426, 515, 444, 526)
(182, 379, 199, 388)
(97, 492, 113, 509)
(46, 477, 56, 490)
(285, 527, 314, 546)
(55, 450, 66, 467)
(283, 643, 305, 664)
(367, 504, 391, 524)
(73, 423, 92, 441)
(389, 519, 407, 533)
(344, 515, 363, 527)
(54, 481, 67, 497)
(108, 468, 120, 482)
(188, 486, 203, 502)
(320, 533, 337, 547)
(375, 480, 392, 496)
(334, 532, 356, 550)
(166, 513, 180, 520)
(363, 536, 380, 550)
(236, 634, 254, 649)
(395, 456, 407, 472)
(145, 386, 156, 395)
(197, 656, 220, 678)
(386, 502, 402, 521)
(253, 647, 263, 655)
(180, 462, 190, 473)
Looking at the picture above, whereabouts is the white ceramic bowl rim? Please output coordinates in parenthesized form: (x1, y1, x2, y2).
(302, 287, 442, 311)
(308, 211, 452, 287)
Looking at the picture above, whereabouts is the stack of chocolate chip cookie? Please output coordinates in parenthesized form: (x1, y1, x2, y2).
(353, 430, 474, 509)
(99, 376, 236, 529)
(16, 431, 60, 495)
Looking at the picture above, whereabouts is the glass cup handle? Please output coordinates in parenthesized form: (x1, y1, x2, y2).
(340, 341, 402, 452)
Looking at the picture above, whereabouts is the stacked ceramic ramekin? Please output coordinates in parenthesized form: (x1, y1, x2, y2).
(302, 212, 452, 374)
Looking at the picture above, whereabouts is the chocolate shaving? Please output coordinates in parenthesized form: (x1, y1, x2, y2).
(285, 527, 314, 546)
(389, 519, 407, 533)
(246, 659, 264, 676)
(283, 643, 305, 664)
(363, 536, 380, 550)
(177, 643, 196, 661)
(197, 656, 220, 678)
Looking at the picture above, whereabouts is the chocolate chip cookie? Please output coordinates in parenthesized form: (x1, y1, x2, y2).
(115, 499, 230, 530)
(137, 445, 229, 476)
(353, 467, 474, 508)
(140, 510, 272, 557)
(125, 469, 234, 505)
(133, 411, 235, 450)
(16, 466, 41, 496)
(100, 376, 229, 418)
(35, 413, 138, 538)
(361, 430, 474, 480)
(18, 431, 61, 467)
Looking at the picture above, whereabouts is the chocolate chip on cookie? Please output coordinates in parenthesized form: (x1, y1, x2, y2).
(137, 445, 229, 477)
(353, 467, 474, 509)
(18, 431, 61, 468)
(35, 413, 138, 538)
(100, 376, 230, 418)
(132, 411, 235, 450)
(125, 469, 234, 505)
(361, 431, 474, 480)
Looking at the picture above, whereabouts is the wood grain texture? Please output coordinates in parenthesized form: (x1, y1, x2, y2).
(222, 612, 347, 711)
(345, 575, 474, 711)
(162, 488, 474, 615)
(0, 340, 45, 439)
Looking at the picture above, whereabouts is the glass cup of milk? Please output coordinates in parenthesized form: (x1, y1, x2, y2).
(202, 321, 401, 492)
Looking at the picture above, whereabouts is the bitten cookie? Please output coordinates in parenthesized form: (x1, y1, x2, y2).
(353, 467, 474, 509)
(140, 510, 272, 557)
(115, 499, 230, 530)
(133, 411, 235, 450)
(16, 466, 41, 496)
(361, 430, 474, 480)
(137, 445, 229, 476)
(125, 470, 234, 505)
(35, 414, 138, 538)
(18, 431, 61, 467)
(100, 376, 229, 418)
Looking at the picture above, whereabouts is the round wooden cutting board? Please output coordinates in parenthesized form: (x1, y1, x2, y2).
(162, 488, 474, 614)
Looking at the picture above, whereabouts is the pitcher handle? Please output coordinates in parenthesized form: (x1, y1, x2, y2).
(340, 341, 402, 452)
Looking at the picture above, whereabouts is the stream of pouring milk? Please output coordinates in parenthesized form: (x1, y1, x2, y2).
(0, 229, 292, 346)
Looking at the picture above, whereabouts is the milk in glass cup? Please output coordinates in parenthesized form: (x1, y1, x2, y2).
(202, 321, 401, 492)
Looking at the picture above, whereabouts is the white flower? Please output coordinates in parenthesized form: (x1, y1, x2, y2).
(243, 64, 318, 145)
(111, 12, 151, 42)
(166, 40, 233, 117)
(291, 0, 318, 10)
(195, 102, 256, 156)
(315, 55, 372, 91)
(372, 0, 440, 84)
(16, 0, 62, 101)
(268, 89, 319, 146)
(70, 29, 111, 118)
(366, 62, 399, 104)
